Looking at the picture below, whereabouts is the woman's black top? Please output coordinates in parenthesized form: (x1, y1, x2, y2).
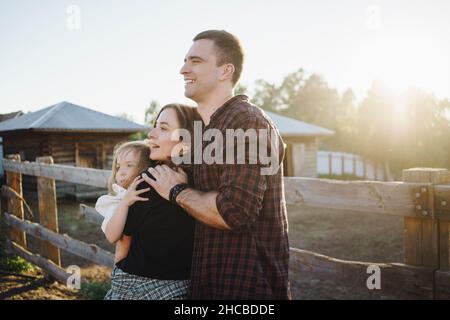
(116, 170, 195, 280)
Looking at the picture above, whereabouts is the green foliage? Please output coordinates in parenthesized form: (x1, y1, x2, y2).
(79, 281, 111, 300)
(234, 83, 248, 95)
(115, 113, 135, 122)
(126, 100, 162, 141)
(145, 100, 161, 126)
(0, 214, 33, 272)
(0, 254, 34, 273)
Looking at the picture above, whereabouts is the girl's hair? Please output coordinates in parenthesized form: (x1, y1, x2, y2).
(153, 103, 202, 180)
(107, 141, 153, 195)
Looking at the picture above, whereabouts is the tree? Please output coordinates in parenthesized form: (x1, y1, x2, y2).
(354, 83, 450, 177)
(248, 67, 450, 177)
(252, 79, 283, 112)
(234, 83, 248, 95)
(145, 100, 161, 126)
(115, 113, 135, 122)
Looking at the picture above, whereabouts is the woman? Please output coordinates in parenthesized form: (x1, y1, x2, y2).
(104, 103, 201, 300)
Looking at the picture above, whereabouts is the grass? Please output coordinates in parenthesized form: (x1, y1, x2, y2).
(0, 255, 34, 273)
(0, 209, 34, 273)
(79, 281, 111, 300)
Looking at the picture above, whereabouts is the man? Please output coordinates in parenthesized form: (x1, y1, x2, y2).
(143, 30, 290, 299)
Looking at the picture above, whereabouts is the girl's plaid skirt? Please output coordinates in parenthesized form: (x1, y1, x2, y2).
(104, 266, 190, 300)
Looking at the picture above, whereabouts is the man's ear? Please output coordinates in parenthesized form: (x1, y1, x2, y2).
(221, 63, 235, 82)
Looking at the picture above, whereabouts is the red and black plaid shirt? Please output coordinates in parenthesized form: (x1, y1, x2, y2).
(189, 95, 291, 299)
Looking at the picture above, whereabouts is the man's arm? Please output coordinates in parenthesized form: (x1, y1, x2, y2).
(142, 166, 231, 230)
(175, 188, 231, 230)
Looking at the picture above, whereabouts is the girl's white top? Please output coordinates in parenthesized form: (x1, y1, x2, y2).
(95, 183, 127, 234)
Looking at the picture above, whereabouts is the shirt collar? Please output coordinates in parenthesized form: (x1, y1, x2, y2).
(208, 95, 249, 126)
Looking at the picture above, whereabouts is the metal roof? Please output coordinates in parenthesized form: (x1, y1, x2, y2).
(265, 111, 334, 137)
(0, 101, 149, 133)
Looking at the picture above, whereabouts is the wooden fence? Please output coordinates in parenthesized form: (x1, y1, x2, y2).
(1, 154, 450, 299)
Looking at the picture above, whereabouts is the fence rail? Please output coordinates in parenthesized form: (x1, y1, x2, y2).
(289, 248, 434, 299)
(2, 155, 450, 299)
(4, 158, 442, 218)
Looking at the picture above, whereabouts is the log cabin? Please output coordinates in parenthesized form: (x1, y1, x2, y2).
(0, 101, 149, 198)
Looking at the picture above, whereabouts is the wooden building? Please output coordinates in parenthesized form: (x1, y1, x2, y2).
(0, 101, 149, 197)
(265, 111, 334, 177)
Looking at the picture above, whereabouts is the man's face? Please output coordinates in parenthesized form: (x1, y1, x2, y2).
(180, 39, 223, 102)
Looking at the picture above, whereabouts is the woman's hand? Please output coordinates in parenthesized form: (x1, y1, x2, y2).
(121, 176, 150, 207)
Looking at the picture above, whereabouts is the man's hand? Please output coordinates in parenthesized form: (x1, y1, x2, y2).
(142, 165, 188, 201)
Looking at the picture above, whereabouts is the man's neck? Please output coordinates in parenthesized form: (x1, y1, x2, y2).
(196, 88, 234, 126)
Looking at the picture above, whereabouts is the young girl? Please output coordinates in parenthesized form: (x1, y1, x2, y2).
(95, 141, 152, 263)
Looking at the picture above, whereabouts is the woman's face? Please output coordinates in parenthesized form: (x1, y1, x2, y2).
(115, 150, 140, 188)
(147, 108, 182, 161)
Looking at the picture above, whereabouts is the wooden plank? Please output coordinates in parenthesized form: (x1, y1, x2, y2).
(283, 177, 430, 217)
(435, 270, 450, 299)
(402, 169, 447, 269)
(6, 240, 70, 285)
(435, 183, 450, 271)
(435, 184, 450, 220)
(403, 169, 431, 266)
(2, 159, 111, 188)
(404, 216, 422, 266)
(78, 204, 103, 226)
(5, 154, 26, 249)
(439, 221, 450, 270)
(289, 248, 434, 299)
(37, 156, 61, 266)
(4, 212, 114, 267)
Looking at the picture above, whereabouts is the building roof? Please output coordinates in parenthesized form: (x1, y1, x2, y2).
(0, 101, 149, 133)
(265, 111, 334, 137)
(0, 111, 23, 123)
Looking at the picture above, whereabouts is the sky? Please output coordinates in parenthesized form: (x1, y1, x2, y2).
(1, 0, 450, 124)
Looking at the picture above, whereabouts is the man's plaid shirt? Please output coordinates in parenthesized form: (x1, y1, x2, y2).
(189, 95, 291, 299)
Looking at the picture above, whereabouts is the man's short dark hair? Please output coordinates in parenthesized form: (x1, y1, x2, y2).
(193, 30, 244, 86)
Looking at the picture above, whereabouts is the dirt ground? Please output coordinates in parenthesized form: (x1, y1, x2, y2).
(0, 198, 404, 300)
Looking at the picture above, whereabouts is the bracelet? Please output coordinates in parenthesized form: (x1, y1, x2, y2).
(169, 183, 189, 204)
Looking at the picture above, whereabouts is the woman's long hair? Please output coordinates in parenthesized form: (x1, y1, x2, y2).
(152, 103, 202, 183)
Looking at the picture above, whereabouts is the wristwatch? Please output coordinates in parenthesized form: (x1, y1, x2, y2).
(169, 183, 189, 204)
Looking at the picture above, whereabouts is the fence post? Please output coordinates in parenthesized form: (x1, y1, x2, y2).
(36, 156, 61, 267)
(433, 169, 450, 299)
(352, 155, 356, 176)
(402, 168, 450, 300)
(328, 153, 332, 175)
(363, 159, 367, 179)
(5, 154, 26, 249)
(402, 168, 449, 269)
(374, 162, 378, 181)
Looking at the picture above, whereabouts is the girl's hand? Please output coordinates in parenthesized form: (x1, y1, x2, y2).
(121, 176, 150, 207)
